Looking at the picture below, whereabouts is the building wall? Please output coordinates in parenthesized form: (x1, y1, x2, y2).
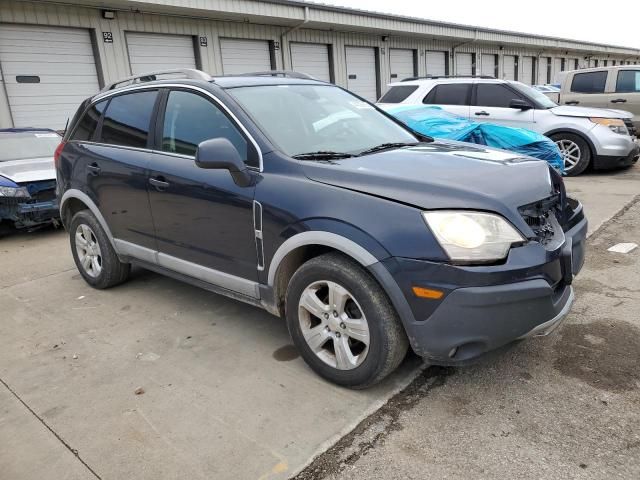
(1, 0, 639, 127)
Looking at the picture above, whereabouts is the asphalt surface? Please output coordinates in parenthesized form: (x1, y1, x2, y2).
(0, 166, 639, 479)
(296, 175, 640, 480)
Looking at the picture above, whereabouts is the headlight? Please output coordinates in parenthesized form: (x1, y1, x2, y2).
(590, 117, 629, 135)
(423, 211, 525, 263)
(0, 186, 31, 198)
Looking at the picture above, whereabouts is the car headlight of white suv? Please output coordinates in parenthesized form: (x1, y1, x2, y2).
(590, 117, 629, 136)
(423, 210, 525, 263)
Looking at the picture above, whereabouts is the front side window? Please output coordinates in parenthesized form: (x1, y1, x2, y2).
(571, 71, 607, 93)
(161, 90, 248, 161)
(229, 84, 416, 157)
(616, 70, 640, 93)
(99, 91, 158, 148)
(475, 84, 522, 108)
(510, 82, 557, 109)
(72, 100, 107, 142)
(378, 85, 419, 103)
(423, 84, 471, 106)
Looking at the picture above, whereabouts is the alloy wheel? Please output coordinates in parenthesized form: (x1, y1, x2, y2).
(75, 224, 102, 278)
(298, 280, 370, 370)
(555, 139, 582, 172)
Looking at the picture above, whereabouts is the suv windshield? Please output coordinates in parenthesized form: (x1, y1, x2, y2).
(511, 82, 558, 109)
(0, 131, 61, 162)
(228, 84, 417, 157)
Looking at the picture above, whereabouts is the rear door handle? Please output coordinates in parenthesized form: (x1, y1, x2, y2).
(87, 163, 101, 175)
(611, 98, 627, 103)
(474, 111, 490, 116)
(149, 176, 170, 191)
(565, 101, 579, 105)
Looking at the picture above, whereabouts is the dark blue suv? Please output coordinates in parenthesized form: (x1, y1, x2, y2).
(56, 69, 587, 388)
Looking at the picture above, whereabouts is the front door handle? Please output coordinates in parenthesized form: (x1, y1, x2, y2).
(474, 111, 490, 116)
(565, 100, 579, 105)
(149, 176, 170, 191)
(611, 98, 627, 103)
(87, 163, 101, 175)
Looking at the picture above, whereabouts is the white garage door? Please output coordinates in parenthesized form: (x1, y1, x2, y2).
(389, 48, 415, 82)
(521, 56, 534, 85)
(220, 39, 272, 75)
(481, 54, 497, 77)
(538, 57, 550, 84)
(455, 53, 473, 76)
(425, 51, 447, 76)
(345, 46, 378, 101)
(0, 24, 100, 130)
(290, 43, 331, 82)
(503, 55, 517, 81)
(553, 58, 563, 78)
(126, 33, 196, 75)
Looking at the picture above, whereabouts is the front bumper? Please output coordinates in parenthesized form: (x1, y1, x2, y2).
(0, 198, 59, 228)
(590, 125, 639, 168)
(593, 141, 639, 170)
(369, 202, 588, 365)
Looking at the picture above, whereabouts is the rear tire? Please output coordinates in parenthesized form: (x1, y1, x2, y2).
(551, 133, 591, 176)
(285, 252, 408, 389)
(69, 210, 130, 289)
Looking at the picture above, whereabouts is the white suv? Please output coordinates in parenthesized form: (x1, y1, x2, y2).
(378, 77, 639, 176)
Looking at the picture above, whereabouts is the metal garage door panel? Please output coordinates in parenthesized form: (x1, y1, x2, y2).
(0, 24, 100, 130)
(455, 53, 473, 76)
(503, 55, 516, 80)
(290, 43, 331, 82)
(425, 51, 446, 76)
(480, 54, 496, 77)
(345, 46, 378, 102)
(126, 33, 196, 74)
(538, 57, 549, 85)
(389, 48, 415, 82)
(220, 39, 272, 75)
(521, 57, 534, 85)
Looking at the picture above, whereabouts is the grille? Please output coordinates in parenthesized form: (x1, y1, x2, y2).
(519, 195, 561, 246)
(623, 118, 637, 138)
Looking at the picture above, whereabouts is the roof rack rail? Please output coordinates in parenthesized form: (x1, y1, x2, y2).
(401, 75, 496, 81)
(235, 70, 318, 80)
(101, 68, 212, 92)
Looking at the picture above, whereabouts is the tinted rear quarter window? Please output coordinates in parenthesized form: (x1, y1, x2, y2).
(98, 91, 158, 148)
(71, 100, 107, 142)
(378, 85, 419, 103)
(475, 84, 522, 107)
(570, 71, 607, 93)
(616, 70, 640, 93)
(423, 84, 471, 105)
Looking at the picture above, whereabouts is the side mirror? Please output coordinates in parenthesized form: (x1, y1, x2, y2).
(509, 99, 533, 111)
(195, 138, 252, 187)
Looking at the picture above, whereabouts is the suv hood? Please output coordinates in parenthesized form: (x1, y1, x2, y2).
(550, 105, 633, 119)
(301, 141, 555, 232)
(0, 157, 55, 183)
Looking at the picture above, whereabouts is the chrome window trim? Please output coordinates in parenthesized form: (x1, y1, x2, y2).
(87, 83, 264, 171)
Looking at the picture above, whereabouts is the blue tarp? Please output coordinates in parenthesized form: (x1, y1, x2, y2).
(388, 105, 564, 173)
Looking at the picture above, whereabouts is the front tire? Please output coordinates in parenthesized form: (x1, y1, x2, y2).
(551, 133, 591, 176)
(69, 210, 130, 289)
(285, 252, 408, 388)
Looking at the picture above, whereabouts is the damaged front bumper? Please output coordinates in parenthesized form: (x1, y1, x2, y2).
(0, 180, 59, 229)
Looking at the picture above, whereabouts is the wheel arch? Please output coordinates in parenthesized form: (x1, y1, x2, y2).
(60, 189, 116, 250)
(544, 128, 596, 163)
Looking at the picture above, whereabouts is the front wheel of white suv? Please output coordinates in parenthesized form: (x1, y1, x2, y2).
(551, 133, 591, 176)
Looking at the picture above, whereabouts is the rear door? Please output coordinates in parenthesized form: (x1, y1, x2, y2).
(470, 82, 534, 128)
(147, 88, 258, 286)
(606, 69, 640, 124)
(75, 90, 158, 250)
(421, 82, 471, 119)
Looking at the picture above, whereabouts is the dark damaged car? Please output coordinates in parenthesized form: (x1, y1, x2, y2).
(0, 129, 60, 232)
(56, 71, 588, 388)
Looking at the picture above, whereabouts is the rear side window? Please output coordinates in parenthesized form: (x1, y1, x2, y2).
(616, 70, 640, 93)
(161, 90, 248, 162)
(71, 100, 107, 142)
(423, 84, 471, 105)
(570, 71, 607, 93)
(475, 84, 522, 108)
(98, 91, 158, 148)
(378, 85, 419, 103)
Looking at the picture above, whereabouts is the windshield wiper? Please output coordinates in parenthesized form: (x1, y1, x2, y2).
(358, 142, 419, 156)
(291, 151, 356, 160)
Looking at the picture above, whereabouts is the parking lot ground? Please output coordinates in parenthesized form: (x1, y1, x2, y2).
(297, 175, 640, 480)
(1, 166, 638, 480)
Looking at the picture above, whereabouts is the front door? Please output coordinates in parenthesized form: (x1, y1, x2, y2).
(147, 89, 258, 286)
(470, 83, 535, 128)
